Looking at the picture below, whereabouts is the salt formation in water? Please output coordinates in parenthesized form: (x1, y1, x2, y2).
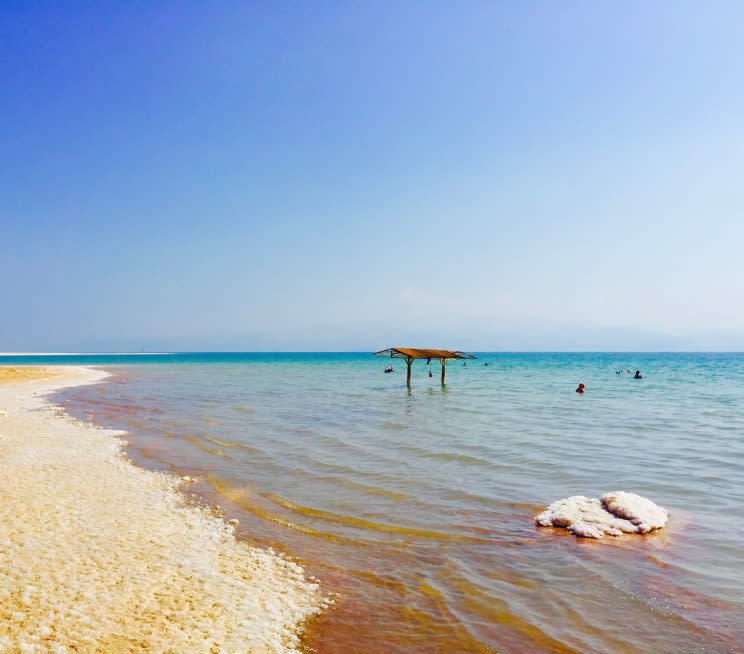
(600, 491, 668, 533)
(535, 492, 668, 538)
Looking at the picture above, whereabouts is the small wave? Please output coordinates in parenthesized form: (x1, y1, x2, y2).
(263, 493, 491, 543)
(203, 417, 223, 426)
(204, 435, 256, 453)
(206, 476, 379, 547)
(186, 435, 232, 460)
(423, 451, 494, 466)
(394, 444, 496, 468)
(381, 420, 408, 431)
(232, 405, 255, 414)
(290, 453, 358, 476)
(318, 475, 412, 501)
(447, 575, 581, 653)
(411, 581, 499, 653)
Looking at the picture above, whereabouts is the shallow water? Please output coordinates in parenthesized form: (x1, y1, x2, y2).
(20, 352, 743, 652)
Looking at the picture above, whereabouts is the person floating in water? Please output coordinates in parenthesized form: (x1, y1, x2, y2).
(634, 370, 642, 379)
(576, 382, 585, 394)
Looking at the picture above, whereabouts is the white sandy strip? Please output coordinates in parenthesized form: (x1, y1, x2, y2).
(0, 367, 325, 653)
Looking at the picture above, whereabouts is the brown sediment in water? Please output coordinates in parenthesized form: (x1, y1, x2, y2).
(647, 553, 671, 569)
(300, 555, 583, 654)
(446, 576, 583, 654)
(0, 366, 324, 652)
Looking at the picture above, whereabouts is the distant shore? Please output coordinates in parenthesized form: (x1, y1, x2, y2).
(0, 366, 324, 652)
(0, 352, 172, 356)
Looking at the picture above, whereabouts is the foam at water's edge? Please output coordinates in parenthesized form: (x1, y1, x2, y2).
(0, 366, 327, 653)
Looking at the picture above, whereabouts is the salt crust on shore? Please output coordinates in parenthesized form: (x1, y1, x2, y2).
(0, 367, 324, 653)
(535, 492, 668, 539)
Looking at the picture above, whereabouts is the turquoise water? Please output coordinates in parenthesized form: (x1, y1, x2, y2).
(16, 352, 743, 653)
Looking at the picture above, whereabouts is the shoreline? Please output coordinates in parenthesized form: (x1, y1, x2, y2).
(0, 366, 325, 652)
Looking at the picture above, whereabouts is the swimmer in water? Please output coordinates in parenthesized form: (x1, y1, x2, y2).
(576, 382, 585, 394)
(634, 370, 642, 379)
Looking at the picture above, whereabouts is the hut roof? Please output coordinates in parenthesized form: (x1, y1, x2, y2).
(374, 348, 476, 360)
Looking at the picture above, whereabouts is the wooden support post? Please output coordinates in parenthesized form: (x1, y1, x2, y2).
(406, 356, 413, 387)
(440, 358, 446, 385)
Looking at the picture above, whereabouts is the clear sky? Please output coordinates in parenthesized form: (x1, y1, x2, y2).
(2, 2, 743, 351)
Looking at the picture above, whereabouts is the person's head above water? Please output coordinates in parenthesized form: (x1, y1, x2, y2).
(576, 383, 585, 393)
(634, 370, 642, 378)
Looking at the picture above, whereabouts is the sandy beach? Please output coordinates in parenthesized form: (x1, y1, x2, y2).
(0, 366, 325, 653)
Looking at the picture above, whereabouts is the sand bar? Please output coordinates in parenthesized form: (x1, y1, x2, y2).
(0, 366, 324, 653)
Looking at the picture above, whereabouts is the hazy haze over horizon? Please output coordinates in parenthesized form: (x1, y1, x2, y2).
(2, 2, 743, 352)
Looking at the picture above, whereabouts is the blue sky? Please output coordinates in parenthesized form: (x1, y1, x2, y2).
(2, 2, 743, 351)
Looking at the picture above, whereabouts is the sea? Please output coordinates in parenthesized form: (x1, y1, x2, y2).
(4, 352, 743, 653)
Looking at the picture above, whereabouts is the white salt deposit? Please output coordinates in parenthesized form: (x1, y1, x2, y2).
(600, 491, 669, 533)
(0, 366, 325, 653)
(535, 492, 668, 539)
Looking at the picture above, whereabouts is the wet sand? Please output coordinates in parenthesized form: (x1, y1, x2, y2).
(0, 366, 325, 653)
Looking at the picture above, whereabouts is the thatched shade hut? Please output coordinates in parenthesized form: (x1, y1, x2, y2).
(375, 348, 476, 386)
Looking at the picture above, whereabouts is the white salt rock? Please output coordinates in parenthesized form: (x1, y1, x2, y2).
(600, 491, 668, 533)
(536, 492, 668, 538)
(535, 495, 637, 538)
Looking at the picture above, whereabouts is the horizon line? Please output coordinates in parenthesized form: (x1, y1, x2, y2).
(2, 350, 744, 355)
